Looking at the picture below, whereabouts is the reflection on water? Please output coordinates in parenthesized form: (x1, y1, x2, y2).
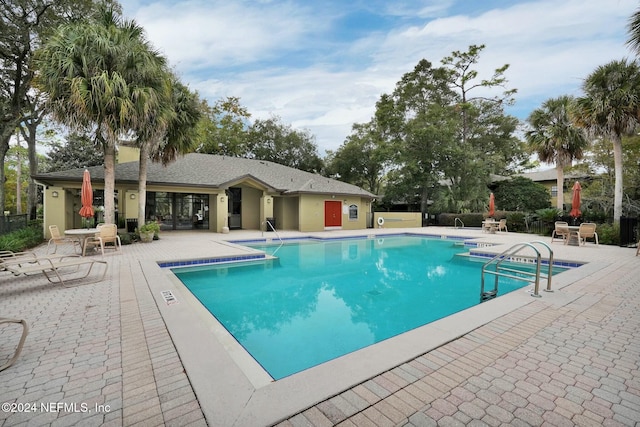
(175, 236, 537, 379)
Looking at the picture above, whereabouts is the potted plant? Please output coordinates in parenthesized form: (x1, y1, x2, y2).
(138, 221, 160, 243)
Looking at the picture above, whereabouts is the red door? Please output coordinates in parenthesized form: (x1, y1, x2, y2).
(324, 201, 342, 227)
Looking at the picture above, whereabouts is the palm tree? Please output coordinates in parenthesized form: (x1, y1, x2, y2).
(627, 6, 640, 55)
(573, 59, 640, 223)
(136, 77, 202, 227)
(525, 96, 589, 210)
(35, 4, 167, 224)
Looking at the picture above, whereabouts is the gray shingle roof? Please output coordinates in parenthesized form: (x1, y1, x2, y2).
(34, 153, 376, 198)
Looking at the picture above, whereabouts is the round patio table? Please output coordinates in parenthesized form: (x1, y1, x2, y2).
(64, 228, 99, 253)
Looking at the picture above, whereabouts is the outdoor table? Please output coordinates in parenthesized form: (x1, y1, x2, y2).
(64, 228, 99, 253)
(566, 225, 581, 246)
(482, 220, 498, 234)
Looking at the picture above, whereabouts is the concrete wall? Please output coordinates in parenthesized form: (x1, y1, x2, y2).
(373, 212, 421, 229)
(275, 197, 299, 230)
(239, 186, 262, 230)
(298, 194, 370, 232)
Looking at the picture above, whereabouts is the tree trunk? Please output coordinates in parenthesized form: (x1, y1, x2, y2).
(27, 134, 39, 220)
(138, 143, 149, 227)
(103, 140, 116, 225)
(555, 164, 564, 211)
(0, 133, 10, 215)
(612, 134, 623, 224)
(21, 102, 45, 221)
(16, 147, 22, 214)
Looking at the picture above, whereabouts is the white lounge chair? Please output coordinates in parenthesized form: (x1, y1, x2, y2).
(3, 254, 108, 287)
(1, 251, 68, 271)
(0, 318, 28, 371)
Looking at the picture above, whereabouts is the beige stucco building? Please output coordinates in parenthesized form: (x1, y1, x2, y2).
(34, 149, 376, 238)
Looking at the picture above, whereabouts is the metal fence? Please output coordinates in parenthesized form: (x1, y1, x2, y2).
(525, 220, 550, 236)
(0, 214, 28, 235)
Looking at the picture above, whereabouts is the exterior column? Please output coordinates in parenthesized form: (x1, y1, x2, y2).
(260, 194, 274, 231)
(215, 193, 228, 233)
(43, 187, 66, 239)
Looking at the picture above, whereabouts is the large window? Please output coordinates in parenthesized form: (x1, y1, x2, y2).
(146, 192, 209, 230)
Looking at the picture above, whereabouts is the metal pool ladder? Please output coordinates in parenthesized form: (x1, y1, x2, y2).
(480, 241, 554, 302)
(263, 220, 284, 256)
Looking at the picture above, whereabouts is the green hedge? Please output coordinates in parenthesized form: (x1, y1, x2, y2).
(0, 225, 44, 252)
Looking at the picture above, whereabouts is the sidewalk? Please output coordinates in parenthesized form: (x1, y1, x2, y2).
(0, 228, 638, 426)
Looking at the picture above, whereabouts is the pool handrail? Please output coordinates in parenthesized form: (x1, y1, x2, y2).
(480, 241, 554, 302)
(263, 220, 284, 256)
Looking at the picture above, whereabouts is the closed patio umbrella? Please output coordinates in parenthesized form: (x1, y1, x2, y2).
(570, 181, 582, 218)
(79, 169, 94, 226)
(488, 193, 495, 217)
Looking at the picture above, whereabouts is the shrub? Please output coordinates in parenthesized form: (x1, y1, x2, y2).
(139, 221, 160, 234)
(118, 232, 133, 245)
(0, 225, 44, 252)
(597, 223, 620, 245)
(506, 212, 526, 232)
(535, 208, 562, 224)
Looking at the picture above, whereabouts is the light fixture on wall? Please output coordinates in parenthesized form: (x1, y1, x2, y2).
(267, 198, 271, 203)
(220, 196, 225, 202)
(130, 193, 136, 200)
(51, 191, 59, 198)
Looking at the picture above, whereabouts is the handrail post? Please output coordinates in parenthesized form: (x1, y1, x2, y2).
(530, 252, 542, 298)
(265, 220, 284, 255)
(531, 240, 554, 292)
(481, 241, 547, 302)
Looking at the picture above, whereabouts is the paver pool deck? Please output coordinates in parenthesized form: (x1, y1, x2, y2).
(0, 227, 639, 426)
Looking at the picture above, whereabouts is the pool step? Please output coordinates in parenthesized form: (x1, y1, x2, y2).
(480, 290, 497, 302)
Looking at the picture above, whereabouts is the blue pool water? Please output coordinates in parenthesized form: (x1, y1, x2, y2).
(173, 235, 562, 380)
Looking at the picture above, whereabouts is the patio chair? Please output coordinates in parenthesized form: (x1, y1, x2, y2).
(551, 221, 570, 243)
(83, 224, 120, 256)
(497, 219, 508, 232)
(570, 222, 599, 246)
(3, 254, 108, 287)
(47, 225, 81, 254)
(0, 318, 28, 372)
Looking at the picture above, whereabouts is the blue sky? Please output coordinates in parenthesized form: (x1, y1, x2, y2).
(119, 0, 638, 155)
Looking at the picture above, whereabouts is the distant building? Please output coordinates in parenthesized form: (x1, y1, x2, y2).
(493, 169, 592, 209)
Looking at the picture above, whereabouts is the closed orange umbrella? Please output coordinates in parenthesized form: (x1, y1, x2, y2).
(488, 193, 495, 217)
(570, 181, 581, 218)
(79, 169, 94, 222)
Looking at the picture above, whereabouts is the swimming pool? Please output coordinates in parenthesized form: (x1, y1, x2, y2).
(173, 235, 563, 380)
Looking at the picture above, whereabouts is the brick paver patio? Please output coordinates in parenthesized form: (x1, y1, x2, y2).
(1, 229, 638, 426)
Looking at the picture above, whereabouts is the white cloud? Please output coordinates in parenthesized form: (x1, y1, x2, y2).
(133, 0, 322, 69)
(120, 0, 639, 154)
